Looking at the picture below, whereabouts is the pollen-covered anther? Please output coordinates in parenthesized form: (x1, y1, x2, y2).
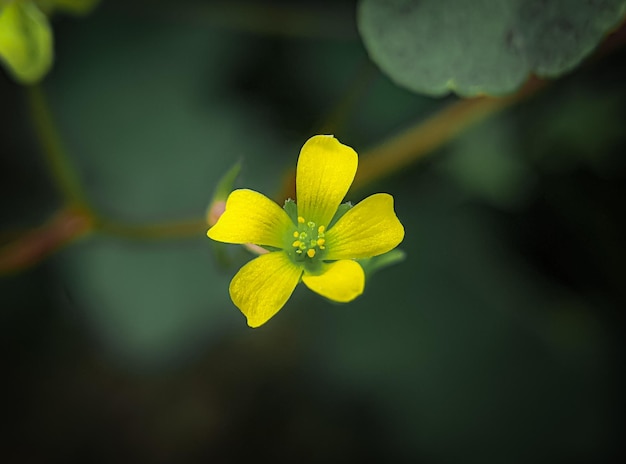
(290, 218, 328, 260)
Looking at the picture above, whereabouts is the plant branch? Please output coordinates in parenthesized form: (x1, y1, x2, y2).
(26, 84, 94, 212)
(0, 207, 93, 275)
(351, 77, 547, 193)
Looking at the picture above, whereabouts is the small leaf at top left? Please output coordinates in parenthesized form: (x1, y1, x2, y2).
(0, 1, 53, 84)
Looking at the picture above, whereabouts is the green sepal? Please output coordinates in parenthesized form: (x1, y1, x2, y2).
(206, 161, 241, 225)
(213, 161, 241, 203)
(328, 201, 353, 228)
(357, 249, 406, 280)
(283, 198, 298, 225)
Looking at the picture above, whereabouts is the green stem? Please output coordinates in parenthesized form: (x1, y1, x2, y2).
(351, 77, 547, 193)
(26, 84, 93, 213)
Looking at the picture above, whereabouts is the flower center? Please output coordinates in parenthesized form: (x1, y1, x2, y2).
(291, 216, 326, 260)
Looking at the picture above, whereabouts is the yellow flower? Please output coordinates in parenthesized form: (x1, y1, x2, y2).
(207, 135, 404, 328)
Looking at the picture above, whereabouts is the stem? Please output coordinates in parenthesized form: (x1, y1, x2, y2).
(351, 77, 547, 193)
(0, 207, 93, 275)
(26, 84, 94, 213)
(276, 76, 547, 202)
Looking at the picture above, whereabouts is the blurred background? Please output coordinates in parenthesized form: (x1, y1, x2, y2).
(1, 0, 625, 462)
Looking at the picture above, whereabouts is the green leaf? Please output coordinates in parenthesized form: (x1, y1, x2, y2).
(438, 116, 534, 208)
(58, 236, 236, 366)
(45, 16, 292, 364)
(0, 0, 53, 84)
(358, 0, 626, 97)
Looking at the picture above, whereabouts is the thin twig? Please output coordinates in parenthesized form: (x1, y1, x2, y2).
(25, 85, 94, 212)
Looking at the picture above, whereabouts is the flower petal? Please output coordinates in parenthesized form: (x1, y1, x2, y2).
(324, 193, 404, 260)
(296, 135, 358, 228)
(229, 252, 303, 328)
(207, 189, 293, 248)
(302, 259, 364, 303)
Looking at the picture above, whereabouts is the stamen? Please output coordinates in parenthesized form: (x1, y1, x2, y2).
(290, 220, 327, 261)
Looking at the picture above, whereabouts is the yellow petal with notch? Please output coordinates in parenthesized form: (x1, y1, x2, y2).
(296, 135, 357, 228)
(208, 189, 293, 248)
(324, 193, 404, 260)
(229, 252, 303, 328)
(302, 259, 364, 303)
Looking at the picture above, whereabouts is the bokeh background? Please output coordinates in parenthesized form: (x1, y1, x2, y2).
(2, 0, 625, 462)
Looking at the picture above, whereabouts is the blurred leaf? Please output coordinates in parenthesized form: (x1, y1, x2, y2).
(57, 236, 235, 366)
(526, 83, 626, 175)
(358, 0, 626, 96)
(48, 17, 289, 222)
(438, 116, 534, 208)
(44, 13, 292, 365)
(311, 174, 613, 463)
(0, 0, 52, 84)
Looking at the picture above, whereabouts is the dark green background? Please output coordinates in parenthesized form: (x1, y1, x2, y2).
(2, 1, 624, 462)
